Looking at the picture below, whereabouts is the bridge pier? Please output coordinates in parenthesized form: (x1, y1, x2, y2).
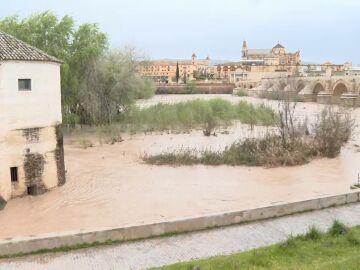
(340, 93, 360, 107)
(316, 92, 332, 104)
(298, 85, 315, 102)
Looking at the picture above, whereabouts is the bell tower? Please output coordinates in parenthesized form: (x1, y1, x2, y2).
(242, 40, 248, 59)
(191, 53, 197, 64)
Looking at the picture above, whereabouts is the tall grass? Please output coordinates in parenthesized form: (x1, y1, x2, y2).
(143, 107, 354, 167)
(234, 88, 248, 97)
(122, 98, 276, 132)
(143, 134, 316, 167)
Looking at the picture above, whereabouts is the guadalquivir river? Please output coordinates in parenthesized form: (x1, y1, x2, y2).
(0, 95, 359, 239)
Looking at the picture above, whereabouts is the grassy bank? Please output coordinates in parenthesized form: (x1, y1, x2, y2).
(153, 221, 360, 270)
(122, 98, 276, 132)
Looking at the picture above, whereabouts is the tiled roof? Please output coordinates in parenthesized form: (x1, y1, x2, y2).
(0, 31, 63, 63)
(273, 43, 284, 49)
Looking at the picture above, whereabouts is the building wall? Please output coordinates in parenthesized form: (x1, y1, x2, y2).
(242, 45, 300, 66)
(217, 63, 298, 81)
(138, 63, 194, 82)
(0, 61, 62, 129)
(138, 56, 211, 83)
(0, 61, 65, 207)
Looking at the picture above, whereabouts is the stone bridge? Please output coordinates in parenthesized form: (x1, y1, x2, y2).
(254, 76, 360, 106)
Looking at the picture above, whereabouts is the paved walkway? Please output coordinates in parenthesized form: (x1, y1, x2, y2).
(1, 203, 360, 270)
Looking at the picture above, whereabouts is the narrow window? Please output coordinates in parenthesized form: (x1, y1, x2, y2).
(18, 79, 32, 91)
(10, 167, 18, 182)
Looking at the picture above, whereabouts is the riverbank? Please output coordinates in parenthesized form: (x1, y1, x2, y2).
(1, 203, 360, 270)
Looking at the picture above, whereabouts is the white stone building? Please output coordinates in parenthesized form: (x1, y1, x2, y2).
(0, 31, 65, 209)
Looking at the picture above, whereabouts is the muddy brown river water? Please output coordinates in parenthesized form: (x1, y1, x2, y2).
(0, 95, 359, 239)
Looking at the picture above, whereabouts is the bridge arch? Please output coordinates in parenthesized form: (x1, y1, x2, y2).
(312, 81, 326, 102)
(332, 80, 349, 103)
(263, 80, 273, 91)
(295, 80, 306, 93)
(278, 81, 287, 91)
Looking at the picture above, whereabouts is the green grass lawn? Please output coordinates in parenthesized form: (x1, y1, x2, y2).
(153, 221, 360, 270)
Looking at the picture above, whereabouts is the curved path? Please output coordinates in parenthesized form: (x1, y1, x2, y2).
(1, 203, 360, 270)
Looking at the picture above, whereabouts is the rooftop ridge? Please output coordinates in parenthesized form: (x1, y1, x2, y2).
(0, 31, 63, 64)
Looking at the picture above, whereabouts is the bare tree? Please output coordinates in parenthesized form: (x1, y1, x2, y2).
(275, 91, 298, 148)
(79, 48, 155, 125)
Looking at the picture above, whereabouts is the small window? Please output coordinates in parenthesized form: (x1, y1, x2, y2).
(18, 79, 31, 91)
(10, 167, 18, 182)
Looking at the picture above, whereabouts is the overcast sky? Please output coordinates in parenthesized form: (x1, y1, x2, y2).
(1, 0, 359, 63)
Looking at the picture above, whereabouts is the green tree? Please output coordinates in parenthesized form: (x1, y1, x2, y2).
(0, 11, 108, 124)
(175, 61, 180, 83)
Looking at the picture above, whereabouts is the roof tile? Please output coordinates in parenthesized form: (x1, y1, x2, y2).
(0, 31, 63, 63)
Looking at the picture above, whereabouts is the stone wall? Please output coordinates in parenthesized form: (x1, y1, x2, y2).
(0, 125, 66, 204)
(0, 191, 358, 256)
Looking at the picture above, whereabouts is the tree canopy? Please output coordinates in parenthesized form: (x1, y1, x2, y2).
(0, 11, 154, 126)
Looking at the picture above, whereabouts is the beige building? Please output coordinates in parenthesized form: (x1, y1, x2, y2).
(137, 53, 212, 83)
(215, 41, 302, 88)
(0, 32, 65, 209)
(242, 41, 301, 66)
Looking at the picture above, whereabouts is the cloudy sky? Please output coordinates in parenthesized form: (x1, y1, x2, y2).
(1, 0, 359, 63)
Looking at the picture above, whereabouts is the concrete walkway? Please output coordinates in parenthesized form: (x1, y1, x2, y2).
(1, 203, 360, 270)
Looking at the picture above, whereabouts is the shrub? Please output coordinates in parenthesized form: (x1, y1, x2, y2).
(63, 112, 80, 128)
(143, 134, 316, 167)
(346, 230, 360, 245)
(77, 138, 94, 149)
(135, 77, 156, 99)
(235, 88, 248, 97)
(185, 81, 197, 94)
(305, 226, 323, 240)
(260, 90, 283, 100)
(96, 125, 124, 145)
(142, 150, 198, 166)
(328, 220, 349, 236)
(203, 113, 218, 136)
(279, 235, 298, 249)
(313, 107, 354, 158)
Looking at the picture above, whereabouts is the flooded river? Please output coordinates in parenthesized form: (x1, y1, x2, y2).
(0, 95, 359, 239)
